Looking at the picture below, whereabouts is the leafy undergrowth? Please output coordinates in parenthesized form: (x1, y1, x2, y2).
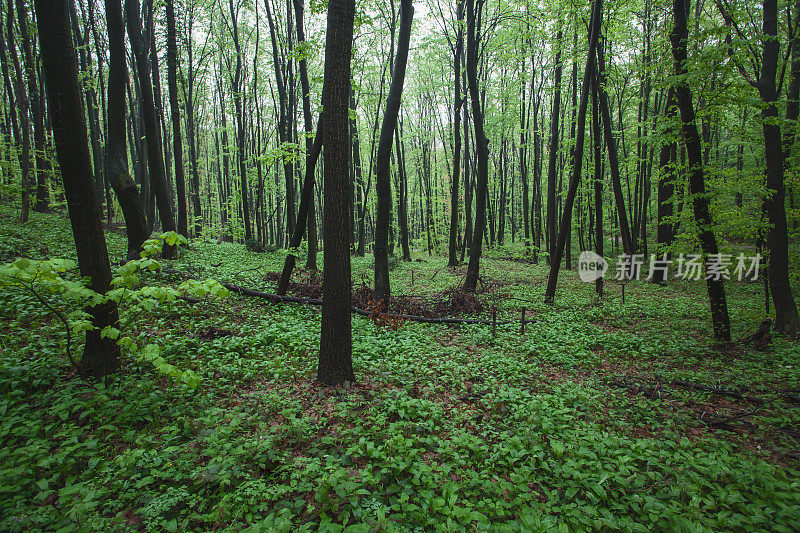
(1, 207, 799, 532)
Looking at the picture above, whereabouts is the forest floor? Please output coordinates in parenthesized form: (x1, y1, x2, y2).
(1, 205, 799, 531)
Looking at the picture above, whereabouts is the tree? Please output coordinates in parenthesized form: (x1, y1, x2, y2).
(671, 0, 731, 342)
(462, 0, 489, 293)
(715, 0, 800, 336)
(105, 0, 150, 259)
(318, 0, 356, 386)
(125, 0, 177, 258)
(544, 26, 564, 262)
(374, 0, 414, 308)
(34, 0, 120, 377)
(167, 0, 189, 238)
(448, 0, 465, 267)
(15, 0, 50, 213)
(1, 1, 30, 223)
(544, 0, 602, 303)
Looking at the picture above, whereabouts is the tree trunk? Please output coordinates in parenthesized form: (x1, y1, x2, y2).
(592, 73, 604, 296)
(544, 0, 601, 303)
(167, 0, 188, 237)
(759, 0, 800, 336)
(125, 0, 177, 258)
(545, 28, 564, 262)
(596, 40, 634, 255)
(374, 0, 414, 307)
(16, 0, 50, 213)
(34, 0, 120, 377)
(671, 0, 731, 341)
(448, 0, 464, 267)
(319, 0, 355, 386)
(104, 0, 149, 259)
(654, 87, 677, 283)
(0, 3, 29, 223)
(462, 0, 489, 293)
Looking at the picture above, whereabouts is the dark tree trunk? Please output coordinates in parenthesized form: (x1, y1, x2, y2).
(759, 0, 800, 335)
(264, 0, 295, 242)
(125, 0, 177, 258)
(671, 0, 731, 341)
(448, 0, 464, 267)
(396, 120, 412, 260)
(654, 87, 677, 283)
(592, 74, 604, 297)
(292, 0, 318, 270)
(374, 0, 414, 307)
(545, 28, 564, 262)
(34, 0, 120, 377)
(544, 0, 601, 303)
(167, 0, 188, 237)
(277, 117, 323, 296)
(16, 0, 50, 213)
(462, 0, 488, 293)
(69, 3, 104, 216)
(319, 0, 355, 386)
(596, 40, 634, 255)
(0, 3, 29, 223)
(104, 0, 149, 259)
(229, 0, 251, 241)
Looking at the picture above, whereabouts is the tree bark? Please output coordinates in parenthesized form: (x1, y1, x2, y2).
(671, 0, 731, 341)
(16, 0, 50, 213)
(0, 3, 28, 223)
(34, 0, 121, 377)
(374, 0, 414, 307)
(448, 0, 465, 267)
(318, 0, 356, 386)
(596, 40, 634, 255)
(544, 28, 564, 263)
(125, 0, 177, 258)
(544, 0, 601, 303)
(167, 0, 188, 237)
(654, 87, 677, 283)
(462, 0, 489, 293)
(104, 0, 149, 259)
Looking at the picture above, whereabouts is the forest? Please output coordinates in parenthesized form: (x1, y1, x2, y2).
(1, 0, 800, 529)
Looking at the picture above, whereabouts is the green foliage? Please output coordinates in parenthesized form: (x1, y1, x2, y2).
(1, 208, 800, 531)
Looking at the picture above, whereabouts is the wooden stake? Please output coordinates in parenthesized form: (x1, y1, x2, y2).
(521, 307, 526, 334)
(491, 306, 497, 338)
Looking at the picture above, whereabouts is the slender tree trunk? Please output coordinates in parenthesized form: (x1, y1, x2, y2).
(374, 0, 414, 307)
(125, 0, 177, 258)
(167, 0, 188, 237)
(759, 0, 800, 335)
(35, 0, 121, 377)
(592, 73, 604, 296)
(463, 0, 489, 293)
(1, 3, 28, 223)
(448, 0, 464, 267)
(16, 0, 49, 213)
(104, 0, 149, 259)
(229, 0, 251, 241)
(545, 28, 564, 262)
(596, 40, 634, 255)
(544, 0, 601, 303)
(671, 0, 731, 341)
(264, 0, 295, 242)
(654, 87, 677, 283)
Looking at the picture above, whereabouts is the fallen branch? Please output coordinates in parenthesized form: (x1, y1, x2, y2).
(222, 283, 537, 327)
